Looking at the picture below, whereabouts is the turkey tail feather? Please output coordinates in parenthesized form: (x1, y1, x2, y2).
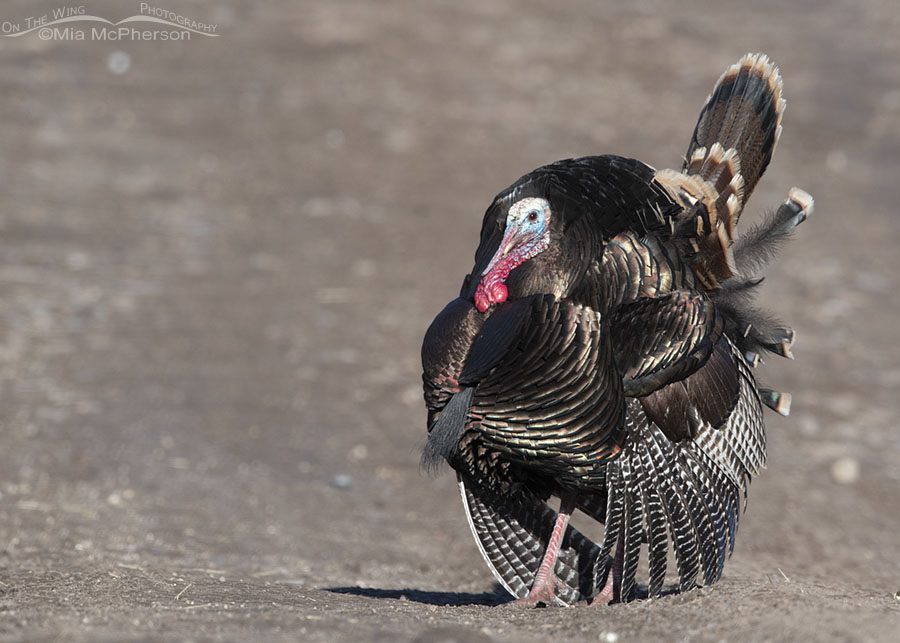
(686, 53, 785, 207)
(713, 188, 813, 362)
(733, 187, 814, 277)
(654, 54, 787, 289)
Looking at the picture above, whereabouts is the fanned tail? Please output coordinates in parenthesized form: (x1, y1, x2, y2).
(686, 53, 785, 207)
(654, 53, 787, 289)
(663, 54, 811, 421)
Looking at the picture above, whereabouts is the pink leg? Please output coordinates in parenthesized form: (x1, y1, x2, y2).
(512, 491, 577, 607)
(588, 528, 624, 606)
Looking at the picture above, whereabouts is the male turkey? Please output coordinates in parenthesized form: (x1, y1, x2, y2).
(421, 53, 812, 606)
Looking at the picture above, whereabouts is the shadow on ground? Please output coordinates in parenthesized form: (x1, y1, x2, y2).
(327, 585, 509, 607)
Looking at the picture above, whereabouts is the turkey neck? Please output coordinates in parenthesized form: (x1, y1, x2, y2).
(501, 215, 598, 303)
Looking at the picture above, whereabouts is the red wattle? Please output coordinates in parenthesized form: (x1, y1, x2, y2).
(474, 277, 508, 312)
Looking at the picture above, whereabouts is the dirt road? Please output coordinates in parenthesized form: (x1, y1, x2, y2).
(1, 0, 899, 640)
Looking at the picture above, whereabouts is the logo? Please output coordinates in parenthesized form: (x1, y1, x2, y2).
(2, 3, 218, 41)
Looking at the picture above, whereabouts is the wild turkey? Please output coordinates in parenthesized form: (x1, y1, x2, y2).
(421, 53, 812, 606)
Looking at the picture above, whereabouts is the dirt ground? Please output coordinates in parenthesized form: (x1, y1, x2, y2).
(0, 0, 899, 641)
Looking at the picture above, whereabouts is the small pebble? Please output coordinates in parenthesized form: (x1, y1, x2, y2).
(330, 474, 353, 489)
(599, 632, 619, 643)
(831, 456, 860, 485)
(348, 444, 368, 462)
(107, 51, 131, 75)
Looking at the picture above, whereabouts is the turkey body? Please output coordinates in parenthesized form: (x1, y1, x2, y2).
(420, 54, 812, 605)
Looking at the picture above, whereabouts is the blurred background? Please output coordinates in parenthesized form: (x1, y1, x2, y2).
(0, 0, 898, 641)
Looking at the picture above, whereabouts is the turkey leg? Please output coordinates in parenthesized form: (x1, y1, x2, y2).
(512, 490, 577, 607)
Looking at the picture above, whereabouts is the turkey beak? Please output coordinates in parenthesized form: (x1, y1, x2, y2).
(481, 225, 522, 276)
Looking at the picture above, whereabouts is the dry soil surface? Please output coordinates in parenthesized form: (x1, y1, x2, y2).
(1, 1, 899, 641)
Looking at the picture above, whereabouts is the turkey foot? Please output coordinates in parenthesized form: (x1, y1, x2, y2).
(511, 491, 577, 607)
(587, 577, 616, 606)
(587, 530, 625, 606)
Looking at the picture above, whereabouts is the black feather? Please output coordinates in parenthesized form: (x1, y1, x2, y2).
(421, 387, 474, 474)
